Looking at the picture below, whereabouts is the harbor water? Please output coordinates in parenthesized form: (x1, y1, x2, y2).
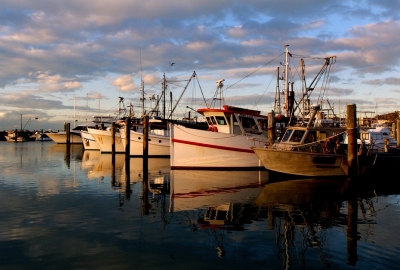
(0, 141, 399, 269)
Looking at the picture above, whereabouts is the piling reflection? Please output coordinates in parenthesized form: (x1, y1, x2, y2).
(255, 178, 347, 268)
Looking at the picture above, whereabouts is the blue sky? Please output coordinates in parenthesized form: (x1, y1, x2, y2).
(1, 0, 399, 130)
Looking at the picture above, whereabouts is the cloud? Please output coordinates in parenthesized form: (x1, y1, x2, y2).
(362, 77, 400, 86)
(113, 75, 135, 92)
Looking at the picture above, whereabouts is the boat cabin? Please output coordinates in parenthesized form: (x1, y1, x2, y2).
(197, 105, 268, 136)
(274, 125, 346, 151)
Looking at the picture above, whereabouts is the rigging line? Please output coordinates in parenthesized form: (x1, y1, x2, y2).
(251, 70, 276, 109)
(223, 52, 286, 93)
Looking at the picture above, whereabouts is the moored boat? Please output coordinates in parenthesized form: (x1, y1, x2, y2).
(170, 105, 270, 170)
(81, 116, 117, 150)
(87, 127, 125, 153)
(5, 130, 34, 142)
(252, 105, 348, 177)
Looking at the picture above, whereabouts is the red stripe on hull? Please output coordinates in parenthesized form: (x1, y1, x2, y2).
(171, 138, 254, 153)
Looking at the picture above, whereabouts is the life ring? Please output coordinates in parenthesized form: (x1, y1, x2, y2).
(207, 125, 218, 132)
(324, 138, 336, 153)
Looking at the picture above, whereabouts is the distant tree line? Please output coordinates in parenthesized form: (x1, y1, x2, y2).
(376, 111, 399, 125)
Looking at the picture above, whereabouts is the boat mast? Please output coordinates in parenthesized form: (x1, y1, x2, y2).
(163, 73, 166, 119)
(274, 67, 281, 115)
(74, 97, 76, 128)
(284, 44, 290, 117)
(141, 80, 145, 116)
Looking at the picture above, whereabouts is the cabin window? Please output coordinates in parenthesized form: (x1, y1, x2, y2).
(318, 132, 327, 140)
(289, 130, 305, 142)
(304, 131, 317, 143)
(215, 116, 227, 125)
(206, 117, 217, 125)
(240, 116, 256, 129)
(282, 130, 293, 142)
(361, 133, 370, 140)
(233, 116, 239, 126)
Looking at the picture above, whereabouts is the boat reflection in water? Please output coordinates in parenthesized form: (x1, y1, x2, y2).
(169, 170, 270, 257)
(81, 151, 170, 185)
(170, 170, 270, 212)
(253, 177, 400, 269)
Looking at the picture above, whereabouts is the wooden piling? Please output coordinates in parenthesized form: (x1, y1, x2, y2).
(142, 115, 149, 215)
(143, 115, 149, 176)
(111, 122, 116, 165)
(111, 122, 116, 153)
(397, 120, 400, 148)
(65, 123, 71, 145)
(346, 104, 358, 180)
(125, 117, 130, 160)
(268, 111, 275, 146)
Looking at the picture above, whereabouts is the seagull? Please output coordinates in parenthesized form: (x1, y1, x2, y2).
(170, 63, 175, 66)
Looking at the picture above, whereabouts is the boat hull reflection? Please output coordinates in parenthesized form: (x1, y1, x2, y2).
(170, 170, 270, 212)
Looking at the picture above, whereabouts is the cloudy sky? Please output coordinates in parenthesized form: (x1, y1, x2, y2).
(1, 0, 399, 130)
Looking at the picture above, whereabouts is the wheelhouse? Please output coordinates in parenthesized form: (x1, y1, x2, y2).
(198, 105, 268, 135)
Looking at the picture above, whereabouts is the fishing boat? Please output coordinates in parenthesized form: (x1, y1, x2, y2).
(252, 105, 349, 177)
(81, 116, 116, 150)
(357, 126, 397, 153)
(170, 45, 337, 170)
(120, 116, 170, 157)
(33, 131, 52, 141)
(46, 123, 97, 144)
(87, 125, 125, 153)
(170, 104, 270, 170)
(4, 130, 33, 142)
(5, 115, 36, 142)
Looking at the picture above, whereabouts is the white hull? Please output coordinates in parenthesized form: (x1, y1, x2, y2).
(5, 135, 27, 142)
(87, 128, 125, 153)
(46, 132, 82, 144)
(81, 131, 100, 150)
(170, 124, 268, 169)
(120, 129, 170, 157)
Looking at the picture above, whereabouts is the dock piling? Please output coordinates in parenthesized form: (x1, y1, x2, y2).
(125, 117, 130, 161)
(268, 111, 275, 146)
(397, 120, 400, 148)
(346, 104, 358, 181)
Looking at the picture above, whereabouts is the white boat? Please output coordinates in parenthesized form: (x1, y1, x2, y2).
(358, 126, 397, 152)
(34, 132, 52, 141)
(81, 130, 100, 150)
(81, 116, 117, 150)
(120, 128, 170, 157)
(87, 127, 125, 153)
(170, 105, 269, 170)
(5, 131, 30, 142)
(46, 123, 100, 144)
(119, 117, 170, 157)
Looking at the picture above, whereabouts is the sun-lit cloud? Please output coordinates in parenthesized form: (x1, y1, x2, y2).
(112, 75, 135, 92)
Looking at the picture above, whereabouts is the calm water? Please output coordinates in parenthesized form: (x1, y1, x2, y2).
(0, 141, 399, 270)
